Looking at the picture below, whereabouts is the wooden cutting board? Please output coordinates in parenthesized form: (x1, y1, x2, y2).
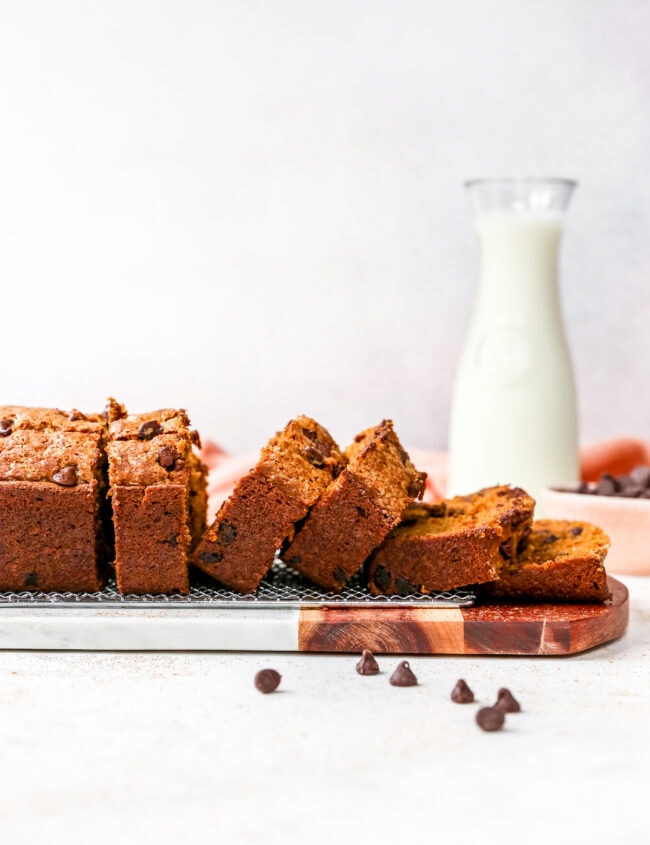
(298, 577, 629, 656)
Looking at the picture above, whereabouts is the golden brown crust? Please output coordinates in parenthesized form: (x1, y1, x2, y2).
(483, 519, 610, 602)
(193, 416, 346, 593)
(367, 485, 534, 595)
(281, 420, 427, 591)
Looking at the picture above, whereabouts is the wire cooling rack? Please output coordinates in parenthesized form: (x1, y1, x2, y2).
(0, 560, 475, 609)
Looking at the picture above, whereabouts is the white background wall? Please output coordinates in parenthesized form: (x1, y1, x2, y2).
(1, 0, 648, 452)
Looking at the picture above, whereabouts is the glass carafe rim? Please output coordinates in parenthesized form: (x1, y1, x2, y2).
(465, 176, 577, 189)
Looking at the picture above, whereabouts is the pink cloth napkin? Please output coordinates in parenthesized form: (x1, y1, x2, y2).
(200, 438, 650, 522)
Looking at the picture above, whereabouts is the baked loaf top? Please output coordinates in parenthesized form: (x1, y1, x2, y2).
(486, 518, 610, 602)
(0, 405, 104, 484)
(106, 399, 202, 488)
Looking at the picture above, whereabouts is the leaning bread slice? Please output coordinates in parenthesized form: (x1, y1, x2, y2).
(193, 416, 346, 593)
(281, 420, 427, 590)
(482, 518, 610, 602)
(367, 485, 534, 595)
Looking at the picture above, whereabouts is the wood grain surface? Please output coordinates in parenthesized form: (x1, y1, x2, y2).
(298, 576, 629, 656)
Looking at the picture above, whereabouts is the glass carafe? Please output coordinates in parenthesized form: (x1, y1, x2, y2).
(447, 178, 579, 505)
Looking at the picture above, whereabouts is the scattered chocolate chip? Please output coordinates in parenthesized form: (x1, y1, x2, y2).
(568, 525, 583, 536)
(217, 522, 237, 545)
(158, 446, 179, 470)
(255, 669, 281, 694)
(408, 472, 427, 499)
(389, 660, 417, 687)
(596, 473, 619, 496)
(332, 567, 347, 583)
(138, 419, 163, 440)
(52, 465, 78, 487)
(199, 550, 223, 565)
(373, 566, 391, 591)
(356, 505, 368, 518)
(303, 445, 325, 468)
(451, 679, 474, 703)
(23, 572, 38, 588)
(67, 409, 86, 422)
(356, 649, 380, 675)
(630, 465, 650, 487)
(0, 418, 14, 437)
(476, 707, 505, 732)
(495, 687, 521, 713)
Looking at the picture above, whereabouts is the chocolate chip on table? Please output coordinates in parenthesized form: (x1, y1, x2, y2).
(356, 649, 380, 676)
(255, 669, 281, 694)
(217, 522, 237, 545)
(138, 419, 163, 440)
(495, 687, 521, 713)
(158, 446, 179, 470)
(451, 679, 475, 703)
(629, 465, 650, 487)
(389, 660, 417, 687)
(52, 465, 78, 486)
(596, 473, 620, 496)
(0, 418, 14, 437)
(476, 706, 505, 732)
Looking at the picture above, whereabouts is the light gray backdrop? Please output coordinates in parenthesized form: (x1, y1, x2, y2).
(1, 0, 648, 451)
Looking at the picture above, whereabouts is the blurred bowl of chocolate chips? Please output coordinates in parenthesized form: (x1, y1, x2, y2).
(540, 466, 650, 576)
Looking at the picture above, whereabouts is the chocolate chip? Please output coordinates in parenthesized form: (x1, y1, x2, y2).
(373, 566, 391, 591)
(0, 418, 14, 437)
(356, 505, 368, 518)
(630, 465, 650, 487)
(389, 660, 417, 687)
(138, 419, 163, 440)
(255, 669, 281, 694)
(476, 706, 505, 732)
(333, 567, 347, 583)
(395, 576, 414, 596)
(52, 465, 78, 486)
(163, 536, 179, 547)
(332, 463, 343, 479)
(67, 409, 86, 421)
(596, 473, 620, 496)
(541, 532, 559, 545)
(217, 522, 237, 545)
(568, 525, 583, 536)
(158, 446, 179, 470)
(303, 445, 325, 468)
(288, 555, 301, 566)
(451, 679, 474, 703)
(191, 430, 202, 449)
(24, 572, 38, 588)
(199, 550, 223, 565)
(495, 687, 521, 713)
(408, 472, 427, 499)
(396, 443, 410, 465)
(356, 649, 380, 676)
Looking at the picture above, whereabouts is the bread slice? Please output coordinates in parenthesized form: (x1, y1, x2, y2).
(193, 416, 346, 593)
(483, 518, 610, 602)
(281, 420, 427, 590)
(367, 485, 534, 595)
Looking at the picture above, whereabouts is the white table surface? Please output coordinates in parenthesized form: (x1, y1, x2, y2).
(0, 574, 648, 845)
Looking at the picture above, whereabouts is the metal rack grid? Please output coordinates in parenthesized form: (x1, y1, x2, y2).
(0, 561, 476, 609)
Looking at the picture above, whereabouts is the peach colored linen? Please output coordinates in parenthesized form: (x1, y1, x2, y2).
(201, 438, 650, 523)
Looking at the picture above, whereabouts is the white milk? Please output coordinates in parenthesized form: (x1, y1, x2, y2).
(447, 211, 579, 506)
